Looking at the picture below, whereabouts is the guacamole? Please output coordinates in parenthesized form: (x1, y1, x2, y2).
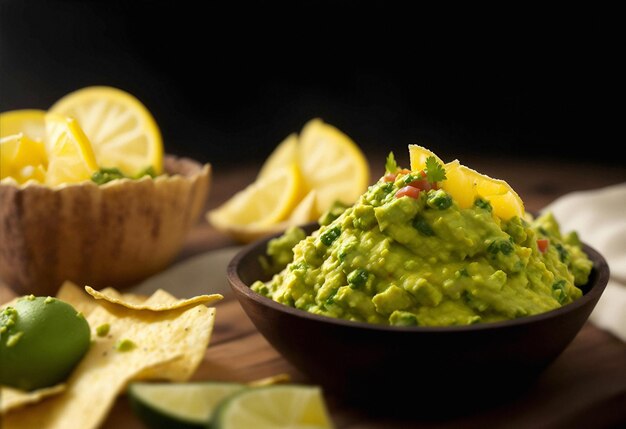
(252, 162, 593, 327)
(0, 296, 91, 390)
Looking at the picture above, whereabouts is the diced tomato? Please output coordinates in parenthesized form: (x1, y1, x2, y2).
(537, 238, 549, 253)
(395, 186, 420, 199)
(383, 173, 397, 182)
(407, 178, 432, 191)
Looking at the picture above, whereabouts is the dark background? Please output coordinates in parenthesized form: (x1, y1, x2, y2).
(0, 1, 618, 168)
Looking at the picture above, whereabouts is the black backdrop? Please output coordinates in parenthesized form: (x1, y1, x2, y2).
(0, 1, 618, 167)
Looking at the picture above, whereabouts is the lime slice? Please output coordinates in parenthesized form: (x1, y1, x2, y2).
(49, 86, 163, 176)
(213, 385, 334, 429)
(128, 381, 245, 429)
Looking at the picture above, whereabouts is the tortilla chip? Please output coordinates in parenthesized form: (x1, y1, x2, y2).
(56, 281, 99, 317)
(85, 285, 222, 310)
(3, 288, 217, 429)
(100, 287, 149, 306)
(0, 384, 66, 413)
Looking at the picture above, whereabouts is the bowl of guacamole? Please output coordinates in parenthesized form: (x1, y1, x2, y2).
(227, 153, 610, 410)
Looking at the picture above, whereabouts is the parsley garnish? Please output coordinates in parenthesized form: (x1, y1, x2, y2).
(385, 152, 398, 174)
(424, 156, 447, 183)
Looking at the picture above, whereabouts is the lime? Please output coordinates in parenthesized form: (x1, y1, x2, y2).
(212, 385, 334, 429)
(127, 381, 245, 429)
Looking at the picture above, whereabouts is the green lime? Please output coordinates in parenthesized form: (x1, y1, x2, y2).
(0, 296, 90, 391)
(212, 385, 334, 429)
(127, 381, 245, 429)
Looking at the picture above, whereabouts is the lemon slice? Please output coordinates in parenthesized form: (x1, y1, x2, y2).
(443, 160, 524, 219)
(298, 118, 369, 217)
(408, 144, 444, 171)
(212, 190, 317, 243)
(0, 109, 46, 141)
(0, 133, 47, 183)
(408, 144, 524, 220)
(213, 385, 334, 429)
(49, 86, 163, 176)
(258, 133, 298, 180)
(44, 113, 98, 186)
(208, 163, 303, 230)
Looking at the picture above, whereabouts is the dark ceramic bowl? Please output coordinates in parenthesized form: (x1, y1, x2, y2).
(227, 223, 610, 411)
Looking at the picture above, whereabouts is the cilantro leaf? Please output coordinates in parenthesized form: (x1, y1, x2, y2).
(385, 152, 398, 174)
(425, 156, 446, 183)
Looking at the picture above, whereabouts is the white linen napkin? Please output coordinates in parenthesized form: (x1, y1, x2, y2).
(541, 182, 626, 341)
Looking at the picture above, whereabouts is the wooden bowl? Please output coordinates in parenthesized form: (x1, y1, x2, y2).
(227, 223, 610, 412)
(0, 155, 211, 296)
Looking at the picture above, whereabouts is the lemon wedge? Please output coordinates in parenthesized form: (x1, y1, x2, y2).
(208, 163, 303, 231)
(257, 133, 298, 180)
(212, 190, 317, 243)
(299, 118, 369, 217)
(44, 113, 98, 186)
(209, 119, 369, 242)
(49, 86, 163, 176)
(408, 144, 524, 220)
(408, 144, 444, 171)
(0, 133, 47, 183)
(0, 109, 46, 141)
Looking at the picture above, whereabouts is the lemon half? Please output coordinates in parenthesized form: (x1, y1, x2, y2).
(50, 86, 163, 176)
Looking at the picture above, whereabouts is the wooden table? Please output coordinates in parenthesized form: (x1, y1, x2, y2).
(2, 153, 625, 428)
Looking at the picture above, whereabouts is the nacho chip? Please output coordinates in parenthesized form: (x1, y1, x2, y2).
(3, 288, 218, 429)
(85, 285, 222, 310)
(56, 281, 99, 317)
(0, 384, 66, 413)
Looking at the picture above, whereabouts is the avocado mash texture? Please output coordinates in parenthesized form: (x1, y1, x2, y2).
(252, 161, 593, 327)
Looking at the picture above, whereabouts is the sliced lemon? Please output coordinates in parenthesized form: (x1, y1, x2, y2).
(408, 144, 524, 220)
(213, 385, 334, 429)
(443, 160, 524, 219)
(44, 113, 98, 186)
(258, 132, 298, 180)
(128, 381, 246, 429)
(208, 163, 303, 231)
(0, 133, 47, 183)
(298, 118, 369, 217)
(0, 109, 47, 141)
(213, 190, 317, 243)
(49, 86, 163, 176)
(408, 144, 444, 171)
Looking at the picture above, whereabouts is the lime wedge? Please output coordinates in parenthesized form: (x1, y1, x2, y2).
(213, 385, 334, 429)
(128, 381, 245, 429)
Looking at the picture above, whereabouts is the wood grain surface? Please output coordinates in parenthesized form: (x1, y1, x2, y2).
(1, 153, 625, 429)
